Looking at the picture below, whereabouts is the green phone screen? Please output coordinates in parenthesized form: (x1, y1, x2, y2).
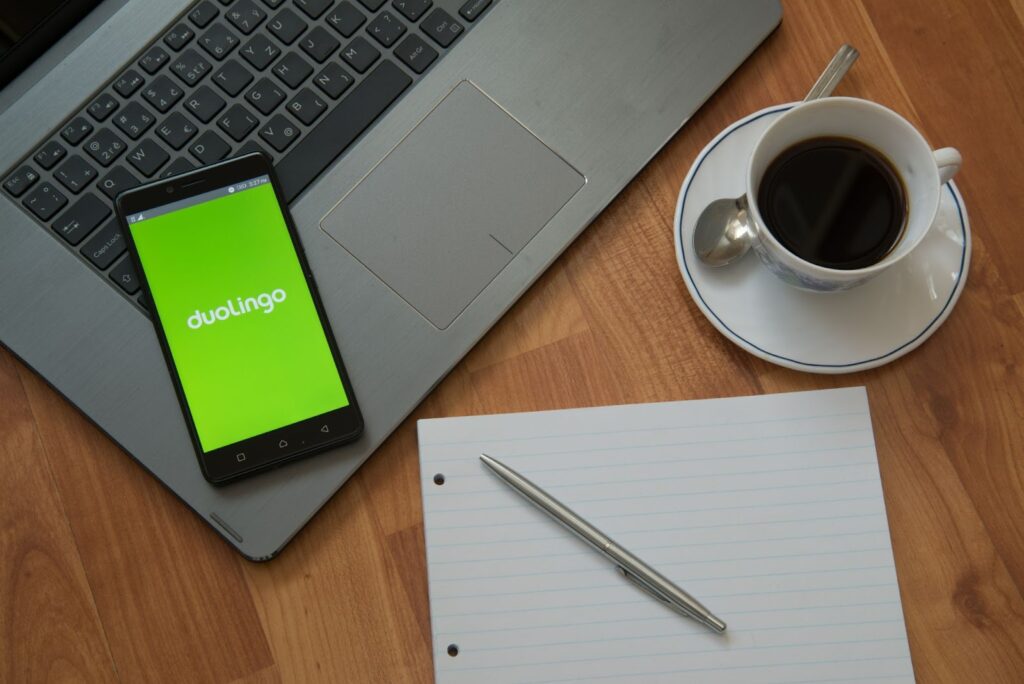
(128, 177, 349, 452)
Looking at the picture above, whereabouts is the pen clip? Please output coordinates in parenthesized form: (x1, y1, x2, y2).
(616, 565, 675, 608)
(615, 565, 704, 623)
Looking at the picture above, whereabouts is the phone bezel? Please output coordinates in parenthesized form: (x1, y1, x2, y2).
(116, 153, 363, 485)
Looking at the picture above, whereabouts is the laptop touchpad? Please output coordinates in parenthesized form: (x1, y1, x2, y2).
(320, 81, 585, 330)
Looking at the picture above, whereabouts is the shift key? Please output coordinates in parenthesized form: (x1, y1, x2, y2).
(110, 256, 141, 295)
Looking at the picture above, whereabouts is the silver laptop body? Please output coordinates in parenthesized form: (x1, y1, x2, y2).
(0, 0, 781, 559)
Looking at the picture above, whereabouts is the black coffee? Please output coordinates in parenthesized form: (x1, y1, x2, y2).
(757, 136, 907, 270)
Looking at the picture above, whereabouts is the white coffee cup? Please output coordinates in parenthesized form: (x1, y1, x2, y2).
(745, 97, 961, 291)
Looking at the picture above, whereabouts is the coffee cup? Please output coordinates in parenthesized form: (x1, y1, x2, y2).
(745, 97, 961, 291)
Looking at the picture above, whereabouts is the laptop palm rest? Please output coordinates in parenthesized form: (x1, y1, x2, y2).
(319, 81, 585, 330)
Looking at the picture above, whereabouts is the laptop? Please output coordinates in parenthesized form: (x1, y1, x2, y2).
(0, 0, 781, 560)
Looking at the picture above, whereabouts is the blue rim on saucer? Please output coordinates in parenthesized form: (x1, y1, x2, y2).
(674, 104, 971, 374)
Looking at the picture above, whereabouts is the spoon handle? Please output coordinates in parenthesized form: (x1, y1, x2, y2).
(804, 44, 859, 101)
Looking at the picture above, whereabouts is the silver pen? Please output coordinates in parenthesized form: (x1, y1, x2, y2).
(480, 453, 727, 634)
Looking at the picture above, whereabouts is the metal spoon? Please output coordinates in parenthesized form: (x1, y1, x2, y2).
(693, 44, 860, 267)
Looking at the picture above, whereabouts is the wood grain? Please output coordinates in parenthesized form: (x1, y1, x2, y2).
(0, 352, 115, 683)
(2, 1, 1023, 681)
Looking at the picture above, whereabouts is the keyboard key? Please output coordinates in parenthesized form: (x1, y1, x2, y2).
(366, 11, 406, 48)
(110, 257, 141, 295)
(183, 85, 226, 123)
(246, 77, 287, 114)
(52, 193, 109, 245)
(23, 182, 67, 220)
(392, 0, 431, 22)
(294, 0, 333, 20)
(326, 2, 366, 37)
(113, 69, 146, 98)
(190, 130, 232, 163)
(189, 1, 220, 28)
(126, 139, 170, 177)
(161, 157, 196, 178)
(299, 26, 340, 62)
(394, 34, 436, 74)
(54, 155, 98, 193)
(155, 112, 200, 150)
(199, 22, 240, 60)
(112, 101, 157, 140)
(84, 128, 127, 167)
(341, 36, 379, 73)
(313, 62, 353, 99)
(3, 166, 39, 197)
(268, 8, 307, 45)
(34, 140, 67, 170)
(260, 0, 285, 8)
(96, 165, 139, 199)
(286, 88, 328, 125)
(164, 23, 196, 50)
(212, 59, 254, 95)
(276, 60, 410, 201)
(217, 104, 260, 141)
(239, 33, 281, 70)
(272, 52, 313, 88)
(357, 0, 386, 11)
(81, 217, 127, 269)
(142, 75, 185, 112)
(227, 0, 267, 34)
(259, 114, 301, 152)
(170, 48, 213, 86)
(458, 0, 490, 21)
(87, 93, 119, 122)
(139, 45, 170, 74)
(420, 8, 463, 47)
(60, 116, 94, 145)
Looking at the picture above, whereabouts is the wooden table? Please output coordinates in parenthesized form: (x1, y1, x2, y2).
(4, 1, 1024, 681)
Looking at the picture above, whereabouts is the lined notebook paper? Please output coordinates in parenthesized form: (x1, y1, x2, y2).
(417, 387, 914, 683)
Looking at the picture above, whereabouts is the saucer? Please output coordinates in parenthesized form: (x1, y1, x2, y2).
(674, 104, 971, 374)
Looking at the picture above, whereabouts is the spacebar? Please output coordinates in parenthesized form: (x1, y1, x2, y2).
(277, 60, 412, 203)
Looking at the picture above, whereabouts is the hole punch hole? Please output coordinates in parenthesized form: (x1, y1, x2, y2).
(447, 644, 459, 657)
(433, 473, 446, 485)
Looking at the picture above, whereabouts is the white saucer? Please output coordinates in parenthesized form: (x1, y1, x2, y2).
(674, 104, 971, 374)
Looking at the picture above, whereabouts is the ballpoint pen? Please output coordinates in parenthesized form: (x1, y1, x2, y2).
(479, 453, 727, 634)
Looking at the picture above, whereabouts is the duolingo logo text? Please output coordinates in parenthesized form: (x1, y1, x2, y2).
(187, 289, 287, 329)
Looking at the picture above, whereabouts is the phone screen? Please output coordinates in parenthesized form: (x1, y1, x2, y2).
(127, 174, 350, 455)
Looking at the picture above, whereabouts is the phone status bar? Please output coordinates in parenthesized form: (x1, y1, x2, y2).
(127, 175, 272, 224)
(225, 175, 271, 195)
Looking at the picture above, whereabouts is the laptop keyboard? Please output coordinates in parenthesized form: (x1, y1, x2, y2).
(2, 0, 494, 310)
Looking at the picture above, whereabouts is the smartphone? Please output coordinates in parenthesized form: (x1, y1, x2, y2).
(117, 153, 362, 485)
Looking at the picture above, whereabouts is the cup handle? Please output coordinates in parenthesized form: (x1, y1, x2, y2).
(934, 147, 961, 185)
